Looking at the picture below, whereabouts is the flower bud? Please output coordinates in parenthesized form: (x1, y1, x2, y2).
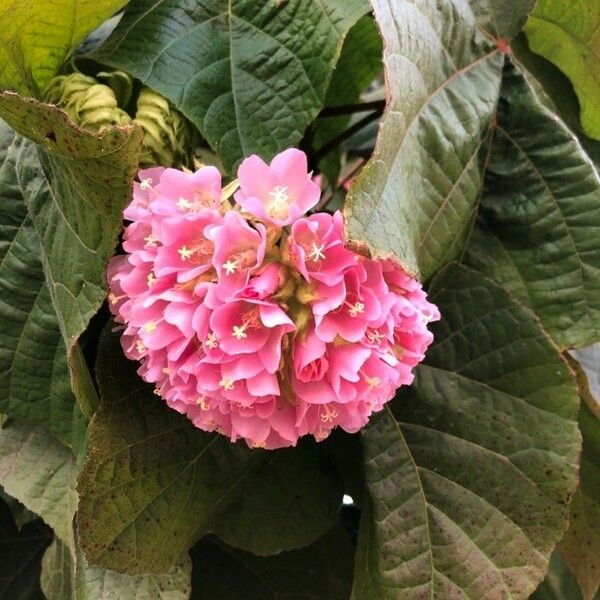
(97, 70, 134, 108)
(134, 86, 196, 168)
(44, 72, 131, 132)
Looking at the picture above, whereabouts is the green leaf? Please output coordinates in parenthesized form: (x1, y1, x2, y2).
(76, 328, 342, 574)
(0, 0, 128, 95)
(0, 123, 86, 452)
(90, 0, 369, 172)
(41, 539, 192, 600)
(344, 0, 535, 280)
(0, 420, 78, 546)
(464, 63, 600, 350)
(0, 497, 51, 600)
(353, 264, 580, 599)
(524, 0, 600, 140)
(190, 526, 353, 599)
(530, 550, 583, 600)
(0, 93, 142, 414)
(512, 33, 600, 168)
(560, 350, 600, 600)
(314, 15, 382, 184)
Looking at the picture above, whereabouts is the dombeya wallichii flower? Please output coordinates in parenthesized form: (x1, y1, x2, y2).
(108, 149, 440, 449)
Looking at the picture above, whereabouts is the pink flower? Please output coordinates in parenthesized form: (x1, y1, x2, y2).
(151, 166, 222, 216)
(153, 209, 223, 282)
(107, 150, 440, 449)
(234, 148, 320, 226)
(287, 211, 356, 284)
(210, 211, 267, 300)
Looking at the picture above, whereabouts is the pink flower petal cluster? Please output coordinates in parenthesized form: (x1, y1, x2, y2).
(108, 149, 440, 449)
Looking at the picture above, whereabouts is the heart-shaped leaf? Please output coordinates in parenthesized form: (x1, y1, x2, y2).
(344, 0, 535, 279)
(0, 123, 86, 452)
(90, 0, 369, 171)
(353, 264, 580, 599)
(76, 328, 342, 574)
(464, 63, 600, 350)
(0, 93, 142, 415)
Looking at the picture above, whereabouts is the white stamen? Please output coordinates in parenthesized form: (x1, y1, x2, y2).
(363, 372, 381, 389)
(177, 197, 193, 211)
(222, 259, 238, 275)
(219, 377, 235, 391)
(367, 329, 386, 344)
(266, 186, 290, 219)
(178, 246, 193, 261)
(204, 332, 219, 349)
(268, 185, 289, 204)
(135, 340, 146, 353)
(108, 292, 124, 305)
(196, 395, 210, 410)
(140, 177, 153, 190)
(144, 233, 158, 247)
(346, 301, 365, 317)
(147, 272, 157, 286)
(232, 324, 248, 340)
(308, 242, 326, 262)
(320, 405, 339, 423)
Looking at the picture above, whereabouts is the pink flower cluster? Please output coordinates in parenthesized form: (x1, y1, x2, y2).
(108, 149, 440, 449)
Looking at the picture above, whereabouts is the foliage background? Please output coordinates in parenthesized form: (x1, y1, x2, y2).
(0, 0, 599, 598)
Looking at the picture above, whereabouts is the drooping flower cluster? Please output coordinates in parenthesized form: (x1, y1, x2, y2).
(108, 149, 440, 449)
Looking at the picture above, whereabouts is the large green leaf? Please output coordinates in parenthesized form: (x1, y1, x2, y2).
(524, 0, 600, 140)
(0, 123, 86, 452)
(190, 526, 353, 599)
(0, 0, 128, 95)
(512, 34, 600, 168)
(464, 64, 600, 350)
(353, 264, 580, 599)
(41, 539, 192, 600)
(76, 329, 342, 574)
(560, 349, 600, 600)
(0, 420, 78, 547)
(90, 0, 368, 171)
(344, 0, 535, 280)
(0, 93, 142, 415)
(0, 497, 51, 600)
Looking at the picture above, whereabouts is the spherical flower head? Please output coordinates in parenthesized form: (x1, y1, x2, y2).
(234, 148, 321, 226)
(108, 149, 440, 450)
